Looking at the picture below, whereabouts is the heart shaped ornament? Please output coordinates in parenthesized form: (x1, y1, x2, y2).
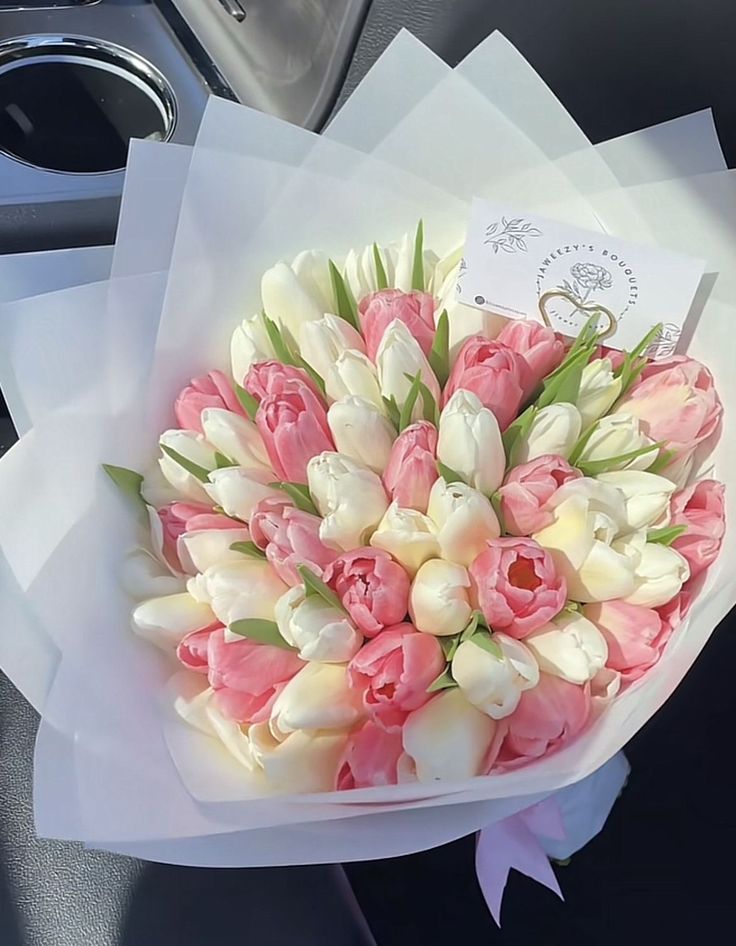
(538, 290, 617, 341)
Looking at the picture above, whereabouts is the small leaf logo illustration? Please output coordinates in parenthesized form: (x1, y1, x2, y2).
(484, 217, 542, 255)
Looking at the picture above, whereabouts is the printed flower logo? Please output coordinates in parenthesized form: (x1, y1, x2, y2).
(558, 262, 613, 309)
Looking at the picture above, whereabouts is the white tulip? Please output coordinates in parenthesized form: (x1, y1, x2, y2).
(327, 348, 386, 411)
(452, 634, 539, 719)
(327, 396, 396, 474)
(171, 677, 220, 737)
(514, 403, 582, 464)
(120, 548, 185, 600)
(299, 312, 366, 385)
(204, 467, 281, 520)
(177, 526, 250, 574)
(370, 503, 440, 575)
(230, 311, 275, 384)
(206, 701, 258, 770)
(391, 231, 439, 292)
(344, 243, 396, 299)
(291, 249, 334, 315)
(409, 559, 473, 636)
(200, 408, 271, 470)
(199, 559, 287, 627)
(159, 429, 218, 502)
(596, 470, 677, 531)
(270, 662, 365, 735)
(402, 688, 498, 781)
(525, 612, 608, 684)
(534, 489, 635, 602)
(140, 461, 180, 507)
(548, 477, 628, 529)
(437, 390, 505, 495)
(249, 722, 349, 794)
(426, 478, 501, 566)
(132, 592, 215, 651)
(578, 414, 657, 471)
(621, 539, 690, 608)
(275, 586, 362, 663)
(576, 358, 623, 428)
(376, 320, 441, 419)
(261, 261, 323, 343)
(307, 452, 389, 550)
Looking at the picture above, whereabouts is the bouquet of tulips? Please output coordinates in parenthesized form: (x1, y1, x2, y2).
(121, 224, 723, 795)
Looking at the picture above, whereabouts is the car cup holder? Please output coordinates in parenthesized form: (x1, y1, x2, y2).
(0, 34, 177, 173)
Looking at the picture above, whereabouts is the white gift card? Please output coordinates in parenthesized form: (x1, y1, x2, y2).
(458, 198, 706, 357)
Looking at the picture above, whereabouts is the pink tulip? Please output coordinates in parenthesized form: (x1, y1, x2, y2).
(657, 587, 693, 634)
(669, 479, 725, 580)
(497, 454, 582, 536)
(202, 626, 304, 723)
(584, 600, 668, 683)
(382, 421, 438, 512)
(336, 720, 405, 789)
(256, 378, 334, 483)
(348, 623, 445, 731)
(614, 355, 722, 459)
(158, 501, 244, 571)
(176, 623, 221, 673)
(174, 370, 244, 434)
(496, 319, 566, 396)
(325, 548, 411, 637)
(442, 337, 527, 430)
(244, 360, 323, 402)
(358, 289, 436, 361)
(498, 672, 590, 766)
(469, 537, 567, 639)
(249, 496, 337, 585)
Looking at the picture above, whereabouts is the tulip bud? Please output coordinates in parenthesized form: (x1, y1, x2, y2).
(327, 396, 396, 474)
(231, 312, 277, 385)
(578, 414, 657, 471)
(376, 320, 441, 420)
(514, 403, 582, 464)
(426, 478, 501, 566)
(596, 470, 677, 531)
(299, 313, 366, 385)
(370, 503, 441, 576)
(132, 592, 215, 651)
(576, 358, 623, 428)
(159, 429, 218, 502)
(383, 422, 438, 512)
(452, 633, 539, 719)
(344, 243, 396, 299)
(261, 261, 323, 343)
(409, 559, 473, 636)
(249, 721, 349, 794)
(178, 524, 251, 574)
(199, 559, 288, 626)
(402, 689, 498, 781)
(621, 539, 690, 608)
(291, 249, 334, 316)
(270, 662, 365, 734)
(525, 611, 608, 684)
(437, 390, 505, 495)
(275, 586, 362, 663)
(201, 408, 271, 471)
(204, 467, 281, 521)
(307, 452, 389, 551)
(327, 348, 386, 411)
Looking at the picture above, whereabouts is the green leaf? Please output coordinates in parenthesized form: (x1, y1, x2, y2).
(373, 243, 389, 290)
(228, 618, 294, 650)
(160, 444, 211, 483)
(297, 564, 346, 612)
(647, 448, 676, 475)
(230, 540, 267, 560)
(235, 383, 259, 420)
(411, 219, 425, 291)
(577, 441, 663, 477)
(403, 372, 439, 425)
(428, 309, 450, 388)
(399, 373, 422, 431)
(262, 313, 297, 366)
(440, 635, 461, 661)
(536, 346, 592, 410)
(459, 611, 480, 642)
(467, 631, 503, 660)
(426, 668, 458, 693)
(215, 452, 236, 469)
(614, 323, 664, 399)
(329, 259, 360, 330)
(568, 423, 599, 467)
(502, 403, 536, 460)
(269, 481, 319, 515)
(647, 525, 687, 546)
(553, 359, 585, 406)
(383, 396, 401, 429)
(295, 354, 327, 396)
(102, 464, 146, 513)
(437, 460, 466, 485)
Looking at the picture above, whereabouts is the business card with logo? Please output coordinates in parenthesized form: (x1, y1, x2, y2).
(457, 198, 706, 357)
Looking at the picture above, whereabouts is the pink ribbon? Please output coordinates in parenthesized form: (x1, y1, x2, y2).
(475, 798, 565, 925)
